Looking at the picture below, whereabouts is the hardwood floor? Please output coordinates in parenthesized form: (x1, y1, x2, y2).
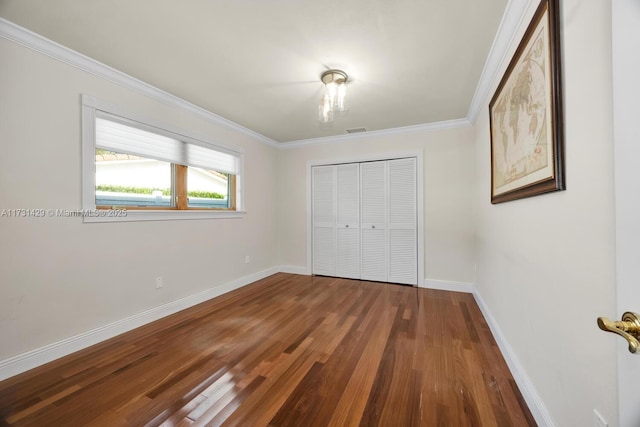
(0, 273, 536, 426)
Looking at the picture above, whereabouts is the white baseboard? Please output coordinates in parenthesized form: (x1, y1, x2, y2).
(422, 278, 474, 293)
(278, 265, 308, 275)
(0, 266, 280, 381)
(275, 272, 472, 291)
(472, 288, 556, 427)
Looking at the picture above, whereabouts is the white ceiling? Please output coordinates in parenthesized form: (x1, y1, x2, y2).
(0, 0, 507, 143)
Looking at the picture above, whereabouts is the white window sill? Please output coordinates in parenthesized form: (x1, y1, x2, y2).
(82, 209, 246, 223)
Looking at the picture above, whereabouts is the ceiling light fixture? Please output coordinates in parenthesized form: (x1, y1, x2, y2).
(319, 69, 348, 123)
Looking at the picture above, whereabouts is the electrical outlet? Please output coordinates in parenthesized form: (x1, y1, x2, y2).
(593, 410, 608, 427)
(155, 276, 163, 289)
(245, 256, 250, 264)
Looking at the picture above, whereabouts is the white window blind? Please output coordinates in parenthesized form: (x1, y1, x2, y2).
(95, 113, 239, 175)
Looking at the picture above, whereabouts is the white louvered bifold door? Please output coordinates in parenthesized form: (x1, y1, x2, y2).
(312, 158, 417, 285)
(336, 163, 360, 279)
(312, 165, 336, 276)
(387, 158, 417, 285)
(360, 161, 388, 282)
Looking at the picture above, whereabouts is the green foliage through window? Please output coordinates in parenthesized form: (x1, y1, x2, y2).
(96, 184, 224, 199)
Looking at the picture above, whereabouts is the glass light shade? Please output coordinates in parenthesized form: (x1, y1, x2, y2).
(318, 94, 333, 123)
(318, 69, 349, 123)
(336, 83, 347, 111)
(326, 81, 338, 105)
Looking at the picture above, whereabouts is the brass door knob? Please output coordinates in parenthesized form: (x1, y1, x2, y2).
(597, 312, 640, 354)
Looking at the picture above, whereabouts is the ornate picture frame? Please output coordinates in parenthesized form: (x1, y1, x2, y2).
(489, 0, 564, 204)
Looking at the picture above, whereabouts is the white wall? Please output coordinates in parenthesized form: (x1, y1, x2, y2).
(277, 126, 476, 286)
(0, 37, 279, 361)
(473, 0, 618, 425)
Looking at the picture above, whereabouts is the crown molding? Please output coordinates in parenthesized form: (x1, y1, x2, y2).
(280, 118, 472, 149)
(0, 18, 280, 148)
(2, 0, 532, 150)
(466, 0, 536, 124)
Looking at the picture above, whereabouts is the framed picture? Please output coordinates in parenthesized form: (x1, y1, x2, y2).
(489, 0, 564, 204)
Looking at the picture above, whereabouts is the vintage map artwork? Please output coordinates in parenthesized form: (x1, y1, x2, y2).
(487, 0, 570, 206)
(491, 13, 553, 197)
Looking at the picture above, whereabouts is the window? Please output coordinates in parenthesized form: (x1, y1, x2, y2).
(82, 96, 244, 222)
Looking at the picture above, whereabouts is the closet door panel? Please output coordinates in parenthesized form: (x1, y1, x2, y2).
(361, 227, 387, 281)
(388, 158, 417, 285)
(312, 166, 336, 276)
(388, 158, 417, 225)
(336, 228, 360, 278)
(337, 163, 359, 225)
(360, 161, 386, 226)
(336, 163, 360, 279)
(360, 161, 387, 282)
(313, 226, 336, 275)
(389, 229, 417, 284)
(312, 165, 335, 224)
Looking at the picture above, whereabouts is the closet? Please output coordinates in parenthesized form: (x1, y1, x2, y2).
(311, 157, 417, 285)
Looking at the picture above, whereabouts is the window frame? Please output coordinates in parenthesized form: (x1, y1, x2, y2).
(81, 95, 245, 223)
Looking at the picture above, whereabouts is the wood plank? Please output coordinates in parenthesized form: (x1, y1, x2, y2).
(0, 273, 536, 426)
